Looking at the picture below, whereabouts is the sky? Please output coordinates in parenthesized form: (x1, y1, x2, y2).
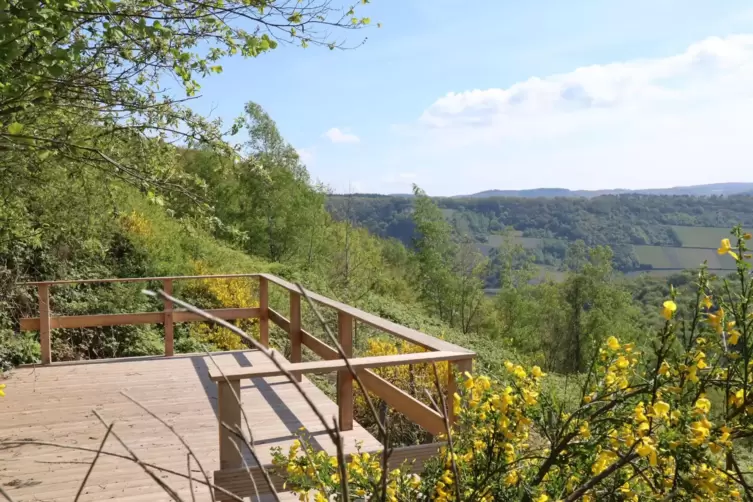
(191, 0, 753, 196)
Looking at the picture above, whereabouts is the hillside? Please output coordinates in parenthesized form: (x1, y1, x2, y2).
(462, 182, 753, 198)
(327, 193, 753, 284)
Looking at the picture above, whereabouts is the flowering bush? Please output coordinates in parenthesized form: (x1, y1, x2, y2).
(355, 338, 448, 444)
(271, 227, 753, 501)
(183, 261, 259, 350)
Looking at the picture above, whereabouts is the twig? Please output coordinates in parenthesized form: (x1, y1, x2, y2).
(74, 422, 114, 502)
(297, 283, 387, 439)
(187, 454, 197, 502)
(729, 453, 753, 502)
(298, 283, 392, 501)
(1, 440, 244, 502)
(227, 428, 261, 502)
(204, 348, 277, 502)
(428, 363, 462, 502)
(91, 409, 186, 502)
(0, 486, 16, 502)
(144, 290, 346, 498)
(564, 452, 637, 502)
(121, 391, 217, 502)
(333, 416, 351, 502)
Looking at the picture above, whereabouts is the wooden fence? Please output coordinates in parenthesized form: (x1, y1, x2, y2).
(17, 273, 476, 499)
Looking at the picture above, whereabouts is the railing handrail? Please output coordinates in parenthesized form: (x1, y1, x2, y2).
(17, 273, 473, 355)
(208, 349, 472, 381)
(16, 273, 258, 286)
(256, 273, 473, 354)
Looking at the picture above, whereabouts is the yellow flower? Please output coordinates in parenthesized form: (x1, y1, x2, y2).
(463, 372, 475, 389)
(729, 330, 741, 345)
(661, 300, 677, 320)
(718, 238, 739, 260)
(658, 361, 671, 376)
(579, 422, 591, 438)
(531, 366, 545, 378)
(535, 495, 549, 502)
(636, 437, 655, 459)
(634, 402, 648, 422)
(702, 296, 713, 309)
(652, 400, 670, 419)
(606, 336, 620, 351)
(744, 233, 752, 240)
(504, 470, 519, 486)
(0, 383, 5, 397)
(694, 396, 711, 414)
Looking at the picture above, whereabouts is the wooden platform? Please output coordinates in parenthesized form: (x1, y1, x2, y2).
(0, 351, 382, 501)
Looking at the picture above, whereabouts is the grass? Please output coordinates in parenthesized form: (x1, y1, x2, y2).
(634, 245, 736, 270)
(671, 226, 733, 248)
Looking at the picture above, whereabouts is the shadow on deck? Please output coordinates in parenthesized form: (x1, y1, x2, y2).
(0, 350, 380, 501)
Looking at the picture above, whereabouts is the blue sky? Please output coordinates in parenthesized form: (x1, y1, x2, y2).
(192, 0, 753, 195)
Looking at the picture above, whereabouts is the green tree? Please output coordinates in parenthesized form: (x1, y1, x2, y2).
(0, 0, 373, 197)
(411, 185, 487, 333)
(550, 244, 642, 373)
(179, 102, 326, 262)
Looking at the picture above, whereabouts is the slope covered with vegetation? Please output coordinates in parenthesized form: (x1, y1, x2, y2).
(328, 193, 753, 280)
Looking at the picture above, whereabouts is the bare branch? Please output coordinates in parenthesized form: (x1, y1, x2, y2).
(74, 422, 114, 502)
(120, 391, 217, 502)
(91, 409, 186, 502)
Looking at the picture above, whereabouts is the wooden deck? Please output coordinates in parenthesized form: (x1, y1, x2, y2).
(0, 351, 382, 501)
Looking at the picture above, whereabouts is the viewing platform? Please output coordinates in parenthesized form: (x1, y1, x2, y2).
(0, 274, 475, 501)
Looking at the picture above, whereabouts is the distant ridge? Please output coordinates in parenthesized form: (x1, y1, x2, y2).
(459, 182, 753, 199)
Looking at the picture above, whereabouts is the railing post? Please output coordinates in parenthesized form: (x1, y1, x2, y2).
(289, 290, 301, 381)
(218, 379, 243, 469)
(38, 284, 51, 365)
(338, 312, 354, 431)
(162, 279, 174, 357)
(259, 276, 269, 348)
(448, 357, 473, 426)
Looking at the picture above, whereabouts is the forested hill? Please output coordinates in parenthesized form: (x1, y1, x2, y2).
(327, 193, 753, 275)
(463, 182, 753, 198)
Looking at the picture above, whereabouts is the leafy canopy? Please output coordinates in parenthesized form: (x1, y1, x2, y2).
(0, 0, 373, 193)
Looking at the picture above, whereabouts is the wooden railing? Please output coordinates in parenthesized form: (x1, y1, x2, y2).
(17, 273, 476, 498)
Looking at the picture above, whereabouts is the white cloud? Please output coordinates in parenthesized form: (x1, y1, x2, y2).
(323, 127, 360, 144)
(393, 35, 753, 193)
(418, 35, 753, 138)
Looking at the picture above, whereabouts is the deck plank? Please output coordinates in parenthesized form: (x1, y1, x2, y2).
(0, 351, 381, 501)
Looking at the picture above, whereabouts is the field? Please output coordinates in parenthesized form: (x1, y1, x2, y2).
(467, 222, 738, 277)
(671, 226, 732, 248)
(634, 245, 736, 270)
(485, 233, 561, 250)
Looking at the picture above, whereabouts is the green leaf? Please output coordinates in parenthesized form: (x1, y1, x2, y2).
(48, 64, 64, 77)
(7, 122, 23, 135)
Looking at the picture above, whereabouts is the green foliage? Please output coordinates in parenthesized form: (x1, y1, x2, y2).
(326, 193, 753, 278)
(0, 0, 372, 199)
(271, 232, 753, 502)
(412, 186, 488, 333)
